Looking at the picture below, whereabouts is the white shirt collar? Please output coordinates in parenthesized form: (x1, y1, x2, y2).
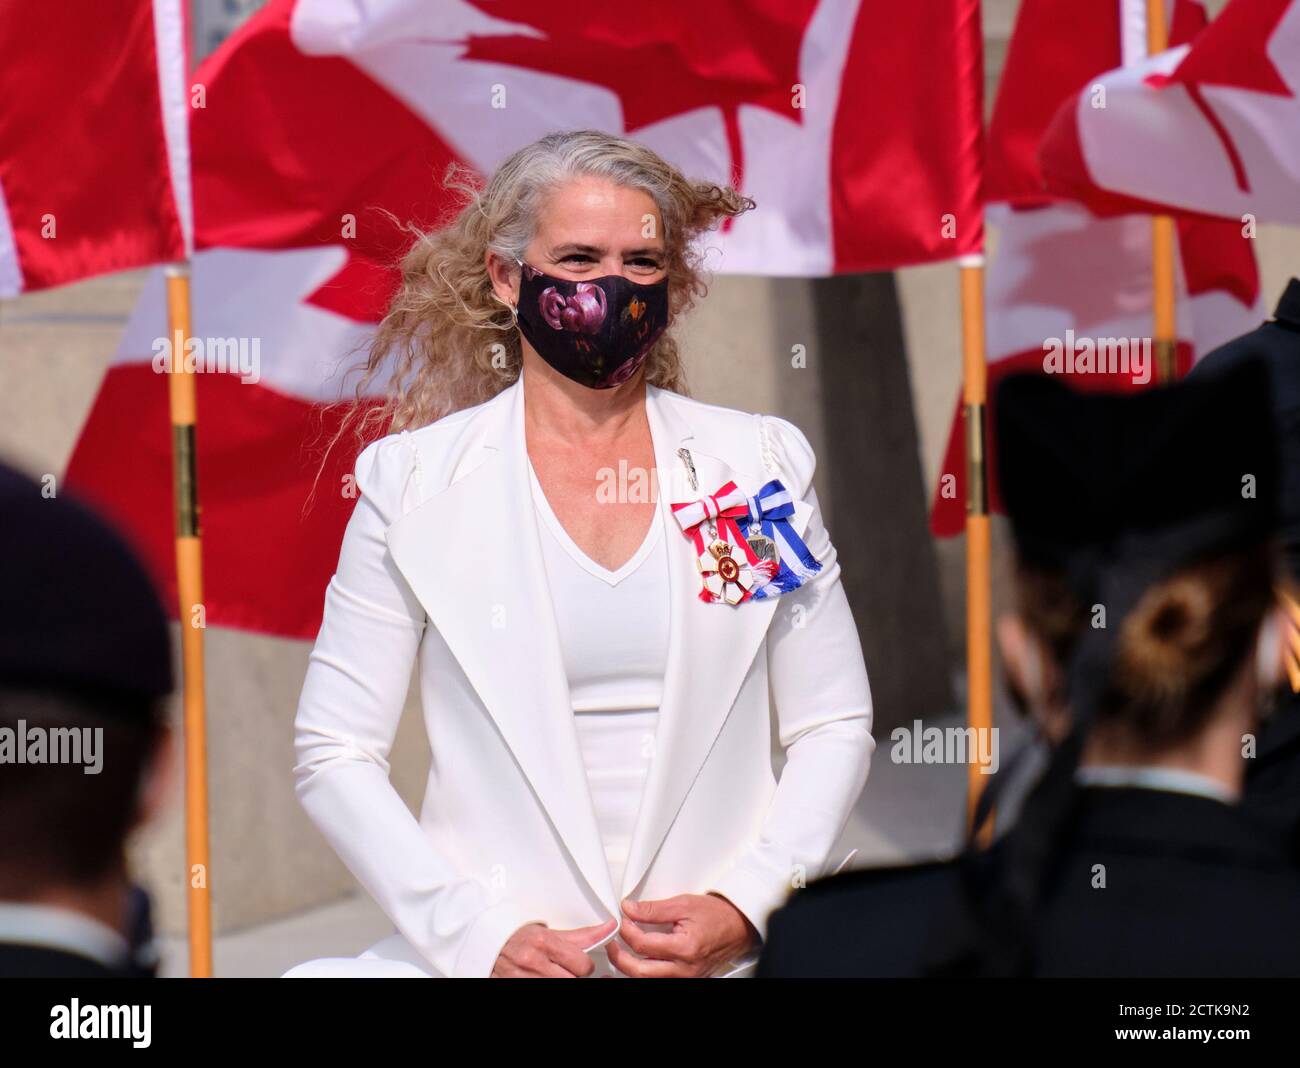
(0, 901, 129, 968)
(1074, 764, 1237, 805)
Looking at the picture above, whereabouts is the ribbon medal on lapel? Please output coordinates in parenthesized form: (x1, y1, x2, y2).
(738, 479, 823, 599)
(672, 478, 779, 605)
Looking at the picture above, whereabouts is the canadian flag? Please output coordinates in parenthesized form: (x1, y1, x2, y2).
(67, 0, 985, 638)
(0, 0, 191, 295)
(929, 0, 1267, 536)
(1040, 0, 1300, 223)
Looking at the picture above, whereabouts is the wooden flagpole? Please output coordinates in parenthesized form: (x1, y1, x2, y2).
(165, 262, 213, 977)
(1148, 0, 1179, 382)
(960, 254, 993, 843)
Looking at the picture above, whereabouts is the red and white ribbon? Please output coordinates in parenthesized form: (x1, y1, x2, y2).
(671, 480, 777, 604)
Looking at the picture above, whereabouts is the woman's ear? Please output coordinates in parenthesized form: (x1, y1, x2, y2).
(484, 249, 520, 308)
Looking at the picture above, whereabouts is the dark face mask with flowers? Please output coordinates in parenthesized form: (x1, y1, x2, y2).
(513, 257, 670, 389)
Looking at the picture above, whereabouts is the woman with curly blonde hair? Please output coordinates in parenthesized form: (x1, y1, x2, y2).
(287, 129, 874, 979)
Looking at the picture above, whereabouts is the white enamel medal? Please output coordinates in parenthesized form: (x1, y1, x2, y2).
(673, 448, 775, 605)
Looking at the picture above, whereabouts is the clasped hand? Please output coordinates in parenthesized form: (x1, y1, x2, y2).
(491, 892, 757, 978)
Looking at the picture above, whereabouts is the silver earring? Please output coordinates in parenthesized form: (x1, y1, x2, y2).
(494, 291, 518, 324)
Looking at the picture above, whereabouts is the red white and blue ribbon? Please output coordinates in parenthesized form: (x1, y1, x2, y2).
(671, 480, 778, 605)
(738, 479, 822, 599)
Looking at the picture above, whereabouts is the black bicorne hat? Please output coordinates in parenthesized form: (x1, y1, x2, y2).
(996, 357, 1278, 585)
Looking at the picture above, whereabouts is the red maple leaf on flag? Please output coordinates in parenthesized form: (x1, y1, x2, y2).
(192, 0, 470, 323)
(1145, 0, 1295, 193)
(1166, 0, 1294, 96)
(458, 1, 818, 218)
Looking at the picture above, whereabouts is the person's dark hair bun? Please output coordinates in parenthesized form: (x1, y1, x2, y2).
(1115, 573, 1216, 706)
(1016, 548, 1275, 752)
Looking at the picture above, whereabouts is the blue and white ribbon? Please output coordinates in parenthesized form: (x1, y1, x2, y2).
(739, 480, 822, 599)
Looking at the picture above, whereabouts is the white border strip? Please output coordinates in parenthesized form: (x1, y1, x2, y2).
(1119, 0, 1150, 67)
(0, 175, 22, 297)
(152, 0, 193, 255)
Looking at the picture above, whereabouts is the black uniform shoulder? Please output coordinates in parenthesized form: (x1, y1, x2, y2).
(0, 942, 132, 978)
(759, 860, 967, 978)
(1035, 788, 1300, 977)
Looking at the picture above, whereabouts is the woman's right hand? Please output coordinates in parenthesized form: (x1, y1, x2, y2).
(491, 919, 618, 977)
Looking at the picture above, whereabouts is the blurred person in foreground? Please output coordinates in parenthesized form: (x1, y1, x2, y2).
(0, 461, 174, 978)
(760, 360, 1300, 977)
(1192, 278, 1300, 845)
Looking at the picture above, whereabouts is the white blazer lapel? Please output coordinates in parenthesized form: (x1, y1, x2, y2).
(384, 380, 617, 915)
(621, 389, 802, 897)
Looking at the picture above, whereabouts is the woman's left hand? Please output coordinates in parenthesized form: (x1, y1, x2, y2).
(607, 893, 758, 977)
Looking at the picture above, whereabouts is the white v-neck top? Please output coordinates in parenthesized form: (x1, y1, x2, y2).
(528, 460, 669, 896)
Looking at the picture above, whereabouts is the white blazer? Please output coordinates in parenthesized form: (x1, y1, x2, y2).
(292, 375, 874, 977)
